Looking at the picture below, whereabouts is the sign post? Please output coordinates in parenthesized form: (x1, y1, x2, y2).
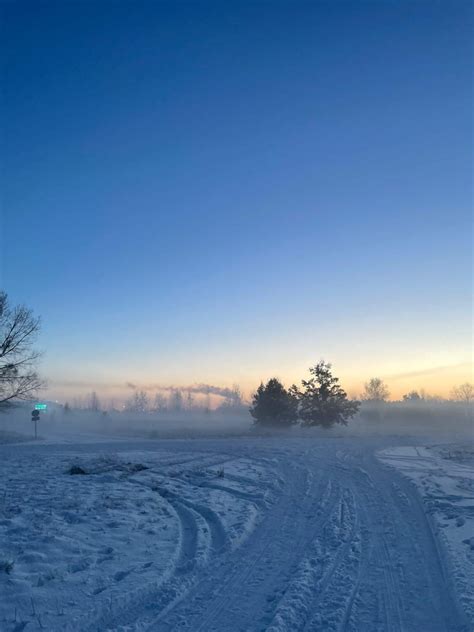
(31, 409, 40, 439)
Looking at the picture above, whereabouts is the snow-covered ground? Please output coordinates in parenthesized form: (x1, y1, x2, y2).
(379, 443, 474, 627)
(1, 436, 472, 631)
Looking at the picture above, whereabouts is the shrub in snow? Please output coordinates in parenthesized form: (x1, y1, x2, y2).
(0, 559, 14, 574)
(127, 463, 148, 473)
(68, 465, 87, 475)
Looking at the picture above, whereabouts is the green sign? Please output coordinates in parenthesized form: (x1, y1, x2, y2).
(35, 404, 47, 411)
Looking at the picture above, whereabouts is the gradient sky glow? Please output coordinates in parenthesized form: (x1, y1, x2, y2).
(2, 1, 472, 402)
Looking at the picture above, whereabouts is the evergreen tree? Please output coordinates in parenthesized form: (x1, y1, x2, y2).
(250, 378, 298, 427)
(294, 361, 359, 428)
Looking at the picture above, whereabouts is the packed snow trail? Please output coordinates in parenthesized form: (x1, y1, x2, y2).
(150, 441, 467, 632)
(0, 437, 470, 631)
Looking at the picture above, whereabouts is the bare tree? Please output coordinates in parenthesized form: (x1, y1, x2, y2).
(152, 392, 167, 412)
(204, 386, 211, 412)
(362, 377, 390, 402)
(88, 391, 101, 412)
(125, 390, 149, 413)
(185, 390, 195, 410)
(0, 292, 43, 410)
(219, 384, 244, 410)
(169, 389, 183, 412)
(402, 390, 422, 402)
(451, 383, 474, 404)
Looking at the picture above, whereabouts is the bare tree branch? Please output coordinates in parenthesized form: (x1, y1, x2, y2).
(0, 292, 44, 410)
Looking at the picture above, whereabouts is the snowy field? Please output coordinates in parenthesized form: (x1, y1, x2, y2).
(1, 435, 472, 631)
(379, 443, 474, 626)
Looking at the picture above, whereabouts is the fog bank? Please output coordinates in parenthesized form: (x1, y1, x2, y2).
(1, 400, 472, 444)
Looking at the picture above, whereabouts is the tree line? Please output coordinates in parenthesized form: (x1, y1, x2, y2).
(66, 384, 244, 414)
(0, 292, 472, 415)
(360, 377, 473, 405)
(250, 370, 474, 429)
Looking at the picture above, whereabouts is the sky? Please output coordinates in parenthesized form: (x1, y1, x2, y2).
(1, 0, 472, 403)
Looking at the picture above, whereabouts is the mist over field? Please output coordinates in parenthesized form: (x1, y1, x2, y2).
(2, 394, 472, 443)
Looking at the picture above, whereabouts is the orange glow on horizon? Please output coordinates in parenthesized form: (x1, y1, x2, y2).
(47, 361, 473, 404)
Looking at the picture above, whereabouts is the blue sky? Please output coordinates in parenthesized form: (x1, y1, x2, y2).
(2, 1, 472, 401)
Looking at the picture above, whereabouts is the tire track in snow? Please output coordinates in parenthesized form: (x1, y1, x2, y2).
(342, 450, 469, 632)
(78, 450, 274, 632)
(69, 441, 470, 632)
(302, 489, 360, 632)
(264, 480, 342, 631)
(76, 473, 224, 631)
(265, 486, 360, 632)
(161, 489, 228, 557)
(345, 460, 407, 632)
(170, 501, 200, 573)
(150, 461, 308, 630)
(156, 459, 336, 632)
(179, 478, 268, 506)
(336, 543, 365, 632)
(77, 488, 190, 632)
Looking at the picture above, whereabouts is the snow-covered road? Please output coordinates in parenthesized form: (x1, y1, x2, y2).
(1, 437, 471, 631)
